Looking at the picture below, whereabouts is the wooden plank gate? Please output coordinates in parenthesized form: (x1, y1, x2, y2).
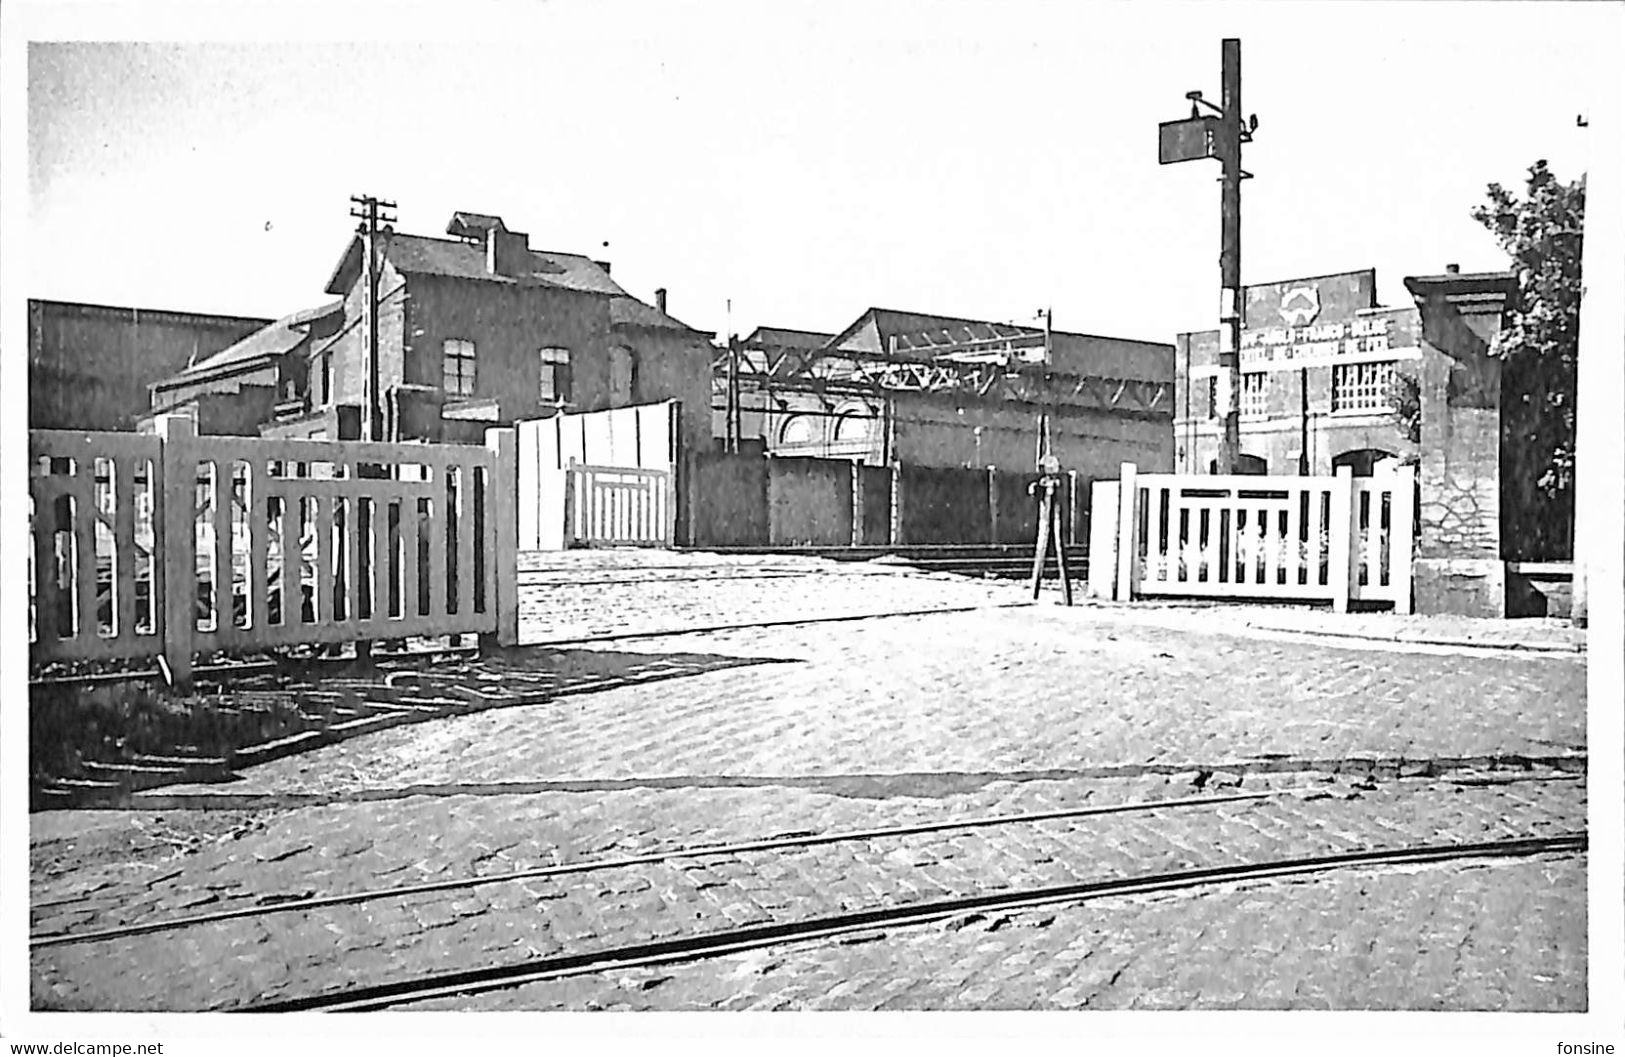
(1087, 462, 1414, 612)
(29, 415, 519, 684)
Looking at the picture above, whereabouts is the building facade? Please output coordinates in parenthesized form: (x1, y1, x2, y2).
(29, 299, 272, 431)
(724, 308, 1176, 484)
(140, 210, 713, 461)
(1174, 269, 1422, 476)
(142, 302, 343, 435)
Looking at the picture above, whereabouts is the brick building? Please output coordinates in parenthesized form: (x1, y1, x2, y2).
(1174, 269, 1422, 477)
(141, 210, 714, 461)
(28, 299, 271, 431)
(1174, 265, 1552, 617)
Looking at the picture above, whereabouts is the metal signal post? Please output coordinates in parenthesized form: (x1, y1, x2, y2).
(1159, 39, 1255, 475)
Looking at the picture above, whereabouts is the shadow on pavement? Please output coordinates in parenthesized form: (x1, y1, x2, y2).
(32, 646, 800, 810)
(125, 754, 1586, 810)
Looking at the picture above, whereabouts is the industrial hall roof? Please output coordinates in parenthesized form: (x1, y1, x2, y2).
(155, 301, 343, 389)
(744, 326, 837, 350)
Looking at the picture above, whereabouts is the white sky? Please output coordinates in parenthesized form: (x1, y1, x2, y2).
(14, 0, 1619, 344)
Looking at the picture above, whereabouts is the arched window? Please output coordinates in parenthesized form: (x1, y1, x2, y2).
(1210, 454, 1268, 475)
(778, 415, 816, 446)
(833, 410, 871, 443)
(1332, 448, 1398, 477)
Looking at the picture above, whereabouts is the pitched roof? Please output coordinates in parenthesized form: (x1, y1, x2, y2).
(826, 308, 1045, 357)
(744, 326, 835, 349)
(391, 234, 628, 295)
(610, 297, 711, 336)
(157, 301, 343, 388)
(825, 306, 1173, 381)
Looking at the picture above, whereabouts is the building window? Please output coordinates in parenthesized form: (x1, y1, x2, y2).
(1331, 361, 1394, 413)
(1206, 376, 1219, 419)
(539, 347, 571, 405)
(442, 339, 477, 397)
(319, 351, 333, 405)
(779, 415, 815, 446)
(1240, 372, 1268, 418)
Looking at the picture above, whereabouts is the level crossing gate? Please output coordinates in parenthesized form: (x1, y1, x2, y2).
(1087, 462, 1415, 612)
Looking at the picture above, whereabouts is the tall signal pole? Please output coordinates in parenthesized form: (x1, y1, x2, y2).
(350, 194, 397, 442)
(1159, 39, 1255, 475)
(1216, 39, 1243, 476)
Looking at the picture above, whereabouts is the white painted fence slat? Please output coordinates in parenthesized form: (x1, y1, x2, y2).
(1123, 464, 1413, 611)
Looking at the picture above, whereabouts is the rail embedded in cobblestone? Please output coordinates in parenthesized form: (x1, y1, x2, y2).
(233, 832, 1588, 1013)
(30, 789, 1282, 949)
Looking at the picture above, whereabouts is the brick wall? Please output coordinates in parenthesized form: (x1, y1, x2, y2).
(1175, 305, 1421, 475)
(1406, 276, 1515, 616)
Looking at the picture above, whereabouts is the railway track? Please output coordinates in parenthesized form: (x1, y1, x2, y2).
(30, 788, 1282, 949)
(31, 773, 1587, 1013)
(234, 832, 1585, 1013)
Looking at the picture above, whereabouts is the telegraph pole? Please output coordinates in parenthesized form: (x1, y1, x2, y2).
(350, 194, 397, 442)
(1159, 39, 1255, 475)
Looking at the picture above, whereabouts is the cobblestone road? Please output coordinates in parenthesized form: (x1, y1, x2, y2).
(29, 554, 1589, 1012)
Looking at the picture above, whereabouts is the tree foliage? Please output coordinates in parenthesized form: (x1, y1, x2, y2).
(1390, 160, 1582, 560)
(1481, 160, 1583, 560)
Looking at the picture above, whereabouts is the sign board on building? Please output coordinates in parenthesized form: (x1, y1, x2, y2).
(1179, 269, 1422, 375)
(1159, 116, 1219, 165)
(1237, 270, 1417, 372)
(1239, 314, 1417, 372)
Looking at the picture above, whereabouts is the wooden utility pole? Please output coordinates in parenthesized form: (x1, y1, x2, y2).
(349, 194, 396, 442)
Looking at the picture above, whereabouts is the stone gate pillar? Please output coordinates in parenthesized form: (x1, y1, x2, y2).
(1402, 269, 1516, 617)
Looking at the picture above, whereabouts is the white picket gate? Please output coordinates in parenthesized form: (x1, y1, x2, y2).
(1088, 462, 1414, 612)
(517, 401, 678, 550)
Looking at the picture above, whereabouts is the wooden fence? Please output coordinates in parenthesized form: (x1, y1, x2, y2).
(1088, 462, 1414, 612)
(517, 401, 676, 550)
(29, 415, 518, 684)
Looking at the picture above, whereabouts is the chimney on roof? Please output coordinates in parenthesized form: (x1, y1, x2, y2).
(655, 288, 668, 315)
(1445, 263, 1461, 275)
(487, 226, 531, 278)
